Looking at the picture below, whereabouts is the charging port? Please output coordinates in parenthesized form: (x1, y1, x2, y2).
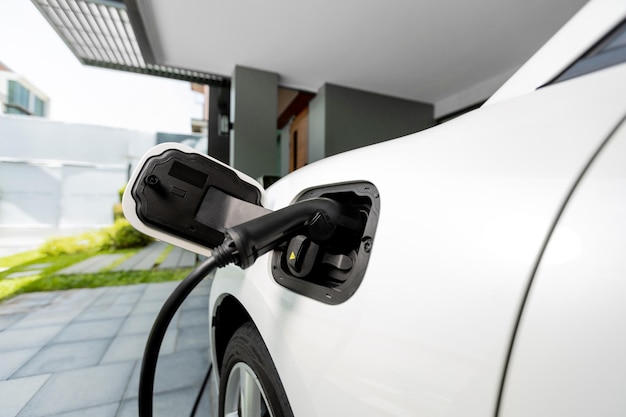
(271, 181, 380, 304)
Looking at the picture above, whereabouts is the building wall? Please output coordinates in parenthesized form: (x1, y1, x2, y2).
(309, 84, 435, 161)
(0, 161, 128, 229)
(207, 85, 231, 164)
(230, 66, 278, 180)
(0, 115, 155, 229)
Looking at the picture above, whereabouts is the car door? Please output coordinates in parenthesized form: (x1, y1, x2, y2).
(498, 114, 626, 417)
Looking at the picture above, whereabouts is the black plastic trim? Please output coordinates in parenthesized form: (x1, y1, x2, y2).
(271, 181, 380, 305)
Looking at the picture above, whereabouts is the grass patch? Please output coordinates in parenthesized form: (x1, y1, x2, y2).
(0, 248, 190, 303)
(39, 219, 153, 256)
(0, 219, 167, 303)
(12, 268, 192, 296)
(0, 252, 95, 280)
(0, 250, 42, 269)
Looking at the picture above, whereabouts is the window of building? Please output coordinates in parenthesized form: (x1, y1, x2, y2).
(8, 80, 30, 111)
(33, 96, 45, 116)
(6, 80, 45, 116)
(6, 106, 29, 115)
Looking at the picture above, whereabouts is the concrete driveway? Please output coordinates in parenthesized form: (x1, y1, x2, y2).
(0, 278, 214, 417)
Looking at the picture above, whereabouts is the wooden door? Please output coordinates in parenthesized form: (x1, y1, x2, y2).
(289, 107, 308, 172)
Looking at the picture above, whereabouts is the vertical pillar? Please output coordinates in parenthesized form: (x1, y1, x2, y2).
(207, 85, 230, 164)
(230, 66, 278, 180)
(279, 123, 290, 176)
(307, 87, 326, 163)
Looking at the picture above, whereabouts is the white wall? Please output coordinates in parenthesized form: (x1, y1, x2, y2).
(0, 114, 156, 229)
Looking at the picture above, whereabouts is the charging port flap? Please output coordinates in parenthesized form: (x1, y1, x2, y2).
(271, 181, 380, 304)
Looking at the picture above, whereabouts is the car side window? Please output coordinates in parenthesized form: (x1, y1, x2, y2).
(551, 18, 626, 84)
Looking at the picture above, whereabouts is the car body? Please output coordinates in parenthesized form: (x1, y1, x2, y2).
(208, 1, 626, 416)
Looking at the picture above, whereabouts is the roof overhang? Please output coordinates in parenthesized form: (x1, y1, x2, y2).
(124, 0, 591, 116)
(33, 0, 592, 116)
(31, 0, 229, 85)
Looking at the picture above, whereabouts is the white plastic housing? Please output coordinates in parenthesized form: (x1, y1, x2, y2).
(122, 142, 265, 256)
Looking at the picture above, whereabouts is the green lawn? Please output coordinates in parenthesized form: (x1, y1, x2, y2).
(0, 249, 191, 303)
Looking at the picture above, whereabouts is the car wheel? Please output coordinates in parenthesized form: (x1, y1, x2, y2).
(219, 321, 294, 417)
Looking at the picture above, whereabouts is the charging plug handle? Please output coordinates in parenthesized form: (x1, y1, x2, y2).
(225, 197, 362, 269)
(139, 197, 363, 417)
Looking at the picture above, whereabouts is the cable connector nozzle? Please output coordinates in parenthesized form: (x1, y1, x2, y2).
(225, 197, 363, 269)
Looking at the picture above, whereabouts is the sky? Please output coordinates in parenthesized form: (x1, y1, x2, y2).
(0, 0, 197, 134)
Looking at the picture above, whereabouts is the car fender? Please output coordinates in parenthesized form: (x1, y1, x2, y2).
(210, 65, 626, 417)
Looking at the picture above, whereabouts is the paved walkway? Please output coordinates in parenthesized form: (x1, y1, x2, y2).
(0, 243, 214, 417)
(55, 241, 199, 276)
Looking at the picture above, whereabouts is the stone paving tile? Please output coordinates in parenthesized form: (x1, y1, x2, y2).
(0, 325, 64, 352)
(157, 247, 197, 269)
(118, 313, 161, 335)
(10, 308, 82, 330)
(51, 318, 124, 344)
(13, 339, 111, 378)
(48, 288, 106, 310)
(0, 292, 61, 314)
(100, 329, 177, 364)
(74, 303, 135, 322)
(179, 294, 209, 311)
(17, 362, 134, 417)
(131, 243, 169, 271)
(190, 279, 212, 296)
(198, 380, 213, 417)
(131, 299, 168, 316)
(112, 241, 168, 272)
(45, 402, 119, 417)
(91, 289, 144, 308)
(0, 277, 213, 417)
(90, 293, 123, 307)
(103, 284, 147, 296)
(117, 386, 198, 417)
(140, 281, 179, 301)
(158, 246, 183, 269)
(176, 325, 211, 352)
(0, 313, 26, 331)
(55, 254, 123, 275)
(0, 348, 40, 380)
(100, 333, 148, 364)
(179, 308, 209, 328)
(124, 349, 210, 399)
(22, 263, 53, 271)
(5, 271, 42, 279)
(179, 250, 197, 268)
(102, 290, 144, 305)
(0, 375, 50, 417)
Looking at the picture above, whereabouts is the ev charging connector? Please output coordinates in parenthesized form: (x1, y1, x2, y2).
(126, 144, 365, 417)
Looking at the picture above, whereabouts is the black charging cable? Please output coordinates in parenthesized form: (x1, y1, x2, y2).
(138, 244, 236, 417)
(138, 197, 364, 417)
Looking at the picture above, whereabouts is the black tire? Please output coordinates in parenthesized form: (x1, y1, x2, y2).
(219, 321, 294, 417)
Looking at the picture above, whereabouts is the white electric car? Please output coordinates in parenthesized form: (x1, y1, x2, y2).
(126, 0, 626, 416)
